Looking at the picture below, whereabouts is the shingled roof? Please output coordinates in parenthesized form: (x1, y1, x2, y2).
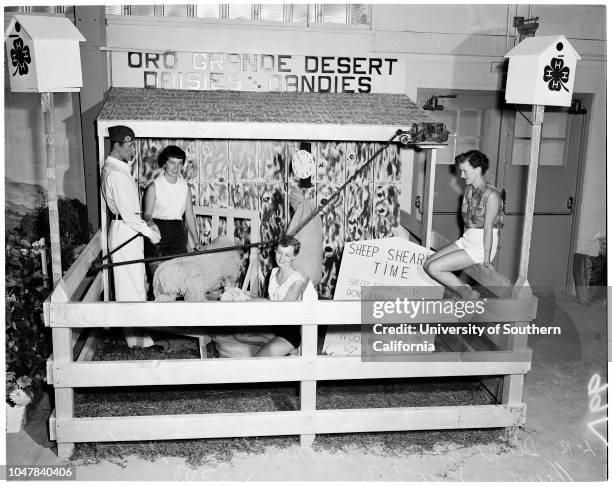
(97, 88, 447, 144)
(100, 87, 437, 123)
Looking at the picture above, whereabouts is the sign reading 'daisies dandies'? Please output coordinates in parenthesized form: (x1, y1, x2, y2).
(110, 51, 405, 93)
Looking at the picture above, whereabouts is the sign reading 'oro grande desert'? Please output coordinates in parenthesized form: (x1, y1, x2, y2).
(323, 237, 443, 356)
(111, 51, 405, 93)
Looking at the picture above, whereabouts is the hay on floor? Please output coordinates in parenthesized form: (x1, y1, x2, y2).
(71, 330, 506, 468)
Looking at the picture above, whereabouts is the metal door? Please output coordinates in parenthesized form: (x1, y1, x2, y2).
(413, 89, 505, 245)
(496, 99, 589, 290)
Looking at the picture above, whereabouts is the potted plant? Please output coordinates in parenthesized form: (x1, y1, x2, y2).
(6, 233, 51, 432)
(6, 372, 33, 433)
(5, 201, 90, 433)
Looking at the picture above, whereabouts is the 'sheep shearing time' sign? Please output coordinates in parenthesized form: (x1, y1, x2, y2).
(323, 237, 443, 356)
(111, 51, 405, 93)
(334, 237, 441, 300)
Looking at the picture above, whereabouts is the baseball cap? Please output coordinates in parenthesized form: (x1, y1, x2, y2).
(108, 125, 135, 143)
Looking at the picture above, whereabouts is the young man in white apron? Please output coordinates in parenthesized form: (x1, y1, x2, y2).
(101, 125, 163, 348)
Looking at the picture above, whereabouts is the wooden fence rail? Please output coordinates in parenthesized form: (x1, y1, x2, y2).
(47, 298, 537, 328)
(45, 226, 535, 458)
(52, 405, 525, 444)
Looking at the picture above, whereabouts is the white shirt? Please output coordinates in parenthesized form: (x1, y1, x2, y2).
(101, 155, 158, 241)
(268, 267, 305, 301)
(152, 173, 188, 220)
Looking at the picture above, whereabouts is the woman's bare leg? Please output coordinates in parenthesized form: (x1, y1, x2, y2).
(424, 242, 461, 266)
(424, 249, 479, 299)
(424, 242, 464, 297)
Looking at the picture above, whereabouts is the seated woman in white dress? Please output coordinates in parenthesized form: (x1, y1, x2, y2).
(255, 235, 308, 357)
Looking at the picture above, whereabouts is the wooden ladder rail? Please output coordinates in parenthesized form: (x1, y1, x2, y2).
(193, 206, 260, 295)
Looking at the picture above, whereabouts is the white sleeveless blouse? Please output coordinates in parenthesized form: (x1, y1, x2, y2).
(268, 268, 305, 301)
(152, 174, 188, 220)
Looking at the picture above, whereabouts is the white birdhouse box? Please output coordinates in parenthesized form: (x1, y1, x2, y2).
(505, 35, 580, 107)
(4, 15, 86, 93)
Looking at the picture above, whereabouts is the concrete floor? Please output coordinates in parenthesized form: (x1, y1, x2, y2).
(5, 294, 608, 481)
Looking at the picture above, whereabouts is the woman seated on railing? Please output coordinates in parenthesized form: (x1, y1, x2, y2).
(424, 150, 504, 299)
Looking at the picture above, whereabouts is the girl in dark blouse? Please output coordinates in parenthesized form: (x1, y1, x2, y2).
(424, 150, 503, 299)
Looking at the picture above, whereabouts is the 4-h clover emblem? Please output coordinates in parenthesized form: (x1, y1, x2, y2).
(10, 37, 32, 77)
(543, 57, 570, 92)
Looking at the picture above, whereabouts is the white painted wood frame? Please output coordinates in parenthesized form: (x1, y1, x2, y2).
(97, 119, 449, 144)
(52, 353, 531, 388)
(55, 404, 524, 444)
(421, 148, 437, 250)
(193, 206, 260, 294)
(47, 298, 537, 328)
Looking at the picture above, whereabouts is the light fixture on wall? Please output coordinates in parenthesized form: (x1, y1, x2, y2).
(422, 94, 457, 111)
(567, 99, 587, 115)
(513, 16, 540, 42)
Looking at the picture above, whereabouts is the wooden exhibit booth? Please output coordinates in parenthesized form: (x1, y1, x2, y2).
(45, 87, 536, 458)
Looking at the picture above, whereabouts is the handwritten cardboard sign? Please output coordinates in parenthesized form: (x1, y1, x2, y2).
(323, 237, 443, 356)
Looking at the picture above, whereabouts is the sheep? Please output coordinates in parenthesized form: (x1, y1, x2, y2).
(153, 235, 243, 302)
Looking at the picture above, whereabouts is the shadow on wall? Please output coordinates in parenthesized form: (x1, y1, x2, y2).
(57, 91, 88, 209)
(5, 89, 46, 184)
(79, 94, 109, 230)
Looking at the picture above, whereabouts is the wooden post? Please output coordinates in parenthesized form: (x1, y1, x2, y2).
(422, 149, 437, 249)
(39, 237, 49, 289)
(300, 324, 317, 447)
(41, 92, 62, 287)
(98, 127, 110, 301)
(52, 327, 74, 458)
(501, 336, 528, 404)
(514, 104, 544, 297)
(501, 328, 529, 444)
(250, 220, 260, 295)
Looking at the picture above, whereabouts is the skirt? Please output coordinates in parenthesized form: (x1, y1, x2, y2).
(144, 219, 187, 291)
(146, 219, 187, 257)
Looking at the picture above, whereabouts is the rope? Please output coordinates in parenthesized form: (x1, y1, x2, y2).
(99, 231, 142, 262)
(94, 129, 403, 273)
(93, 240, 275, 272)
